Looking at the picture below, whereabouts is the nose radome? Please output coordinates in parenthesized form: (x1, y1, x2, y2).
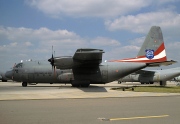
(5, 70, 13, 79)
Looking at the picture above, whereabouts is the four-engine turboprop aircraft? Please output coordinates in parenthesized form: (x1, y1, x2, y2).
(118, 67, 180, 86)
(5, 26, 175, 87)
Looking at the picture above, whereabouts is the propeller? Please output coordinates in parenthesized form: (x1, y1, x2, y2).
(48, 46, 56, 76)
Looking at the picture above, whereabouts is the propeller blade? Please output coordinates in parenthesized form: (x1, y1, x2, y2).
(48, 46, 56, 77)
(54, 65, 56, 77)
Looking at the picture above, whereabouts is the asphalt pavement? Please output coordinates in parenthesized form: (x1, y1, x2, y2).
(0, 81, 180, 124)
(0, 96, 180, 124)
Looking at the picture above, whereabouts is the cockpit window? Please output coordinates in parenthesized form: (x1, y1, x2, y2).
(15, 63, 23, 68)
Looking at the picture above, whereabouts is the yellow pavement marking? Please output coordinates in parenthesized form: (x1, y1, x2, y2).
(109, 115, 169, 121)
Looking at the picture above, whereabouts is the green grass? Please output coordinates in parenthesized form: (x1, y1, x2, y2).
(111, 86, 180, 93)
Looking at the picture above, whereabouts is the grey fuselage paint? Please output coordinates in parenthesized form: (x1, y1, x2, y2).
(6, 60, 146, 84)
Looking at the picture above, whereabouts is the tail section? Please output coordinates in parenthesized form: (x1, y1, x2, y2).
(110, 26, 167, 63)
(136, 26, 167, 62)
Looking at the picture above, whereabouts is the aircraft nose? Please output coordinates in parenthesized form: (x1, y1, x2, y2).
(5, 70, 13, 79)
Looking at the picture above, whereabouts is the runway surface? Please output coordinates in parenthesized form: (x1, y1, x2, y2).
(0, 96, 180, 124)
(0, 81, 180, 124)
(0, 81, 179, 100)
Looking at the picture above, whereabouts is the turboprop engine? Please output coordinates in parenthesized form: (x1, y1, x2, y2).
(49, 56, 74, 69)
(54, 57, 74, 69)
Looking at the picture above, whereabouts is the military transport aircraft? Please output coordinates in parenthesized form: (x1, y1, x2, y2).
(5, 26, 175, 87)
(117, 67, 180, 86)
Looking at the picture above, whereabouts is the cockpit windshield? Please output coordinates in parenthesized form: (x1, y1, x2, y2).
(15, 63, 23, 68)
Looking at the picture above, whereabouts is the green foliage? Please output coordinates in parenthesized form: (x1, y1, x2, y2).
(134, 86, 180, 93)
(111, 86, 180, 93)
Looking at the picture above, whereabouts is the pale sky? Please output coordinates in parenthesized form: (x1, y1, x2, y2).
(0, 0, 180, 72)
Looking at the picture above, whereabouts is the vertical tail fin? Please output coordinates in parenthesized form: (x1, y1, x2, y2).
(136, 26, 167, 62)
(109, 26, 167, 63)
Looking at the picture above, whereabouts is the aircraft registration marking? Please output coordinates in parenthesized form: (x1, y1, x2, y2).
(98, 114, 169, 121)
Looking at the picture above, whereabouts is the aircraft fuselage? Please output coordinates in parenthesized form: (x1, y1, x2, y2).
(118, 69, 180, 85)
(5, 61, 146, 87)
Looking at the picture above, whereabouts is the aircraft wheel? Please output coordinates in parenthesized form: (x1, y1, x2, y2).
(150, 82, 154, 84)
(132, 88, 134, 91)
(160, 81, 166, 86)
(71, 84, 80, 87)
(22, 82, 27, 87)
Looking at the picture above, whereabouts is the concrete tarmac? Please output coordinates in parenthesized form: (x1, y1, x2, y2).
(0, 81, 180, 124)
(0, 81, 179, 100)
(0, 96, 180, 124)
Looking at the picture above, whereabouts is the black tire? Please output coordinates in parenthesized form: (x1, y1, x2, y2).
(22, 82, 27, 87)
(71, 84, 80, 87)
(160, 81, 166, 86)
(160, 81, 163, 86)
(150, 82, 154, 84)
(118, 81, 121, 84)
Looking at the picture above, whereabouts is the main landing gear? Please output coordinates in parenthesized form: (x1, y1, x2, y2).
(160, 81, 166, 86)
(71, 83, 90, 87)
(22, 82, 27, 87)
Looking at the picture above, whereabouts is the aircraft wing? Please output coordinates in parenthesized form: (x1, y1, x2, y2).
(72, 49, 105, 83)
(73, 48, 104, 66)
(49, 48, 104, 69)
(147, 60, 177, 67)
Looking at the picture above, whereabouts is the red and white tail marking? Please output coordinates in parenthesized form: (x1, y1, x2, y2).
(109, 43, 167, 63)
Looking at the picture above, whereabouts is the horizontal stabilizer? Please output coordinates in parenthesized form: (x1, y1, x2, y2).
(134, 69, 155, 74)
(146, 60, 177, 67)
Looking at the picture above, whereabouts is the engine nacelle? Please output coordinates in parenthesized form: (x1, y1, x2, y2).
(54, 57, 73, 69)
(58, 73, 74, 82)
